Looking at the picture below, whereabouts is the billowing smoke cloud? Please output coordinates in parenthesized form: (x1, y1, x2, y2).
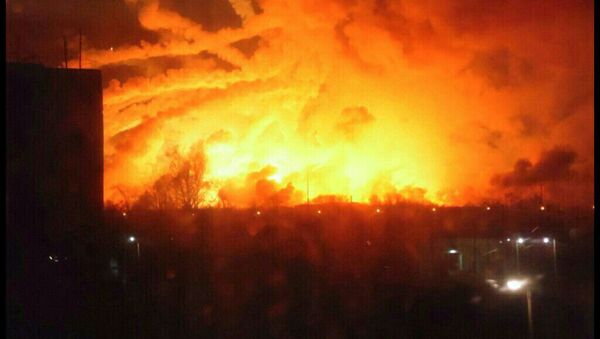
(6, 0, 594, 207)
(492, 146, 577, 187)
(336, 106, 375, 141)
(491, 146, 593, 206)
(218, 165, 304, 207)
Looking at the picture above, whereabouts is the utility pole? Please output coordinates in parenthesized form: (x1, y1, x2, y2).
(526, 288, 534, 339)
(78, 27, 82, 69)
(552, 239, 557, 280)
(516, 241, 520, 274)
(63, 35, 68, 68)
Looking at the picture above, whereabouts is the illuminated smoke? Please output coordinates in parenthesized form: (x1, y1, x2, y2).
(21, 0, 587, 207)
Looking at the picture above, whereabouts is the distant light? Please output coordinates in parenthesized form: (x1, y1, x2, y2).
(486, 206, 491, 211)
(506, 238, 511, 242)
(499, 240, 503, 244)
(128, 236, 136, 243)
(317, 210, 321, 214)
(366, 240, 371, 246)
(256, 211, 261, 216)
(470, 295, 482, 304)
(122, 212, 127, 217)
(506, 279, 527, 291)
(540, 206, 545, 211)
(517, 238, 524, 244)
(376, 208, 381, 213)
(432, 207, 437, 212)
(110, 47, 114, 51)
(49, 256, 53, 260)
(448, 249, 458, 254)
(543, 237, 550, 244)
(485, 279, 497, 285)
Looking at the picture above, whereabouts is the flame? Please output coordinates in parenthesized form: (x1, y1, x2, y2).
(87, 0, 592, 208)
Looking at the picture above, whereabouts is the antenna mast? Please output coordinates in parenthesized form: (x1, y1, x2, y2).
(63, 36, 68, 68)
(79, 28, 82, 69)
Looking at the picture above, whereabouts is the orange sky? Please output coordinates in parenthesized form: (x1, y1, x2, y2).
(6, 0, 594, 207)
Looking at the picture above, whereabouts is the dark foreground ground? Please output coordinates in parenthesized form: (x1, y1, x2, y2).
(7, 206, 594, 338)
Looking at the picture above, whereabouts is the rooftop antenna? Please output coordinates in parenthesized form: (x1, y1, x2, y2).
(17, 33, 22, 62)
(79, 27, 82, 69)
(63, 35, 69, 69)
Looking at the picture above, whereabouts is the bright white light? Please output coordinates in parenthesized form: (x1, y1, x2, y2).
(122, 212, 127, 217)
(448, 249, 458, 254)
(317, 210, 321, 214)
(256, 211, 261, 216)
(268, 173, 282, 183)
(506, 279, 527, 291)
(376, 208, 381, 213)
(432, 207, 437, 212)
(517, 238, 524, 244)
(506, 238, 511, 242)
(128, 236, 136, 243)
(486, 206, 491, 211)
(540, 206, 545, 211)
(543, 237, 550, 243)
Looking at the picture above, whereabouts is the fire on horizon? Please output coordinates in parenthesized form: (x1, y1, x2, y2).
(6, 0, 594, 208)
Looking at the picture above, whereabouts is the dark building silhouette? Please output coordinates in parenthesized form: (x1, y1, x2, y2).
(7, 62, 103, 244)
(6, 63, 103, 336)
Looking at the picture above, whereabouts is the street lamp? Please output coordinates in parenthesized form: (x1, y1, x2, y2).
(516, 238, 525, 273)
(128, 235, 140, 259)
(504, 278, 534, 339)
(448, 249, 463, 271)
(540, 237, 557, 279)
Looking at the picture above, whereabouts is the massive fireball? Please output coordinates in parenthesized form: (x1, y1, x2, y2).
(54, 0, 592, 208)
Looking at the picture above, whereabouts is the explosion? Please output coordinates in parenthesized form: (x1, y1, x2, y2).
(52, 0, 591, 208)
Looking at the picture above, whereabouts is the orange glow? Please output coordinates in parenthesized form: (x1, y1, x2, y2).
(83, 0, 593, 208)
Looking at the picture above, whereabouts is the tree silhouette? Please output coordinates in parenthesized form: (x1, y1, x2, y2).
(135, 142, 209, 210)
